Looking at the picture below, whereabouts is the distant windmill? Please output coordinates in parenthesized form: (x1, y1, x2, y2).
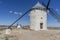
(8, 0, 60, 31)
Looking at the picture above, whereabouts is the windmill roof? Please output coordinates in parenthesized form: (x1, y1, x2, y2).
(33, 2, 45, 8)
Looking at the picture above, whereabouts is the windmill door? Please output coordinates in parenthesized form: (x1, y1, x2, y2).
(40, 23, 43, 29)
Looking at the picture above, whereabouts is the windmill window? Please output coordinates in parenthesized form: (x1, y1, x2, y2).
(41, 17, 43, 19)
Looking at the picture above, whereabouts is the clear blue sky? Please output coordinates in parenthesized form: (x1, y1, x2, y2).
(0, 0, 60, 27)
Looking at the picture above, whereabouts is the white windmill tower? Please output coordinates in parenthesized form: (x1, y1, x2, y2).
(30, 2, 47, 31)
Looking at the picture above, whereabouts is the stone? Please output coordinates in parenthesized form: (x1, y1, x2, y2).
(5, 29, 11, 35)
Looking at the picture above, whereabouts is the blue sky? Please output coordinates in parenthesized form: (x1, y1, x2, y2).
(0, 0, 60, 27)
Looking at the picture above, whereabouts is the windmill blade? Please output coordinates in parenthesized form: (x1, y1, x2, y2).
(38, 1, 60, 22)
(48, 8, 60, 21)
(46, 0, 50, 9)
(41, 1, 47, 7)
(49, 8, 60, 19)
(8, 9, 31, 29)
(41, 0, 60, 22)
(51, 8, 60, 18)
(41, 0, 51, 9)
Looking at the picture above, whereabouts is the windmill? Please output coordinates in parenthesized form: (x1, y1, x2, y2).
(8, 0, 60, 31)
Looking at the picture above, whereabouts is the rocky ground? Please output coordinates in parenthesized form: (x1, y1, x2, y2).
(0, 29, 60, 40)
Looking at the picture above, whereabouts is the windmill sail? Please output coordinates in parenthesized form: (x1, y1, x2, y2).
(40, 0, 50, 9)
(48, 8, 60, 21)
(41, 1, 60, 22)
(46, 0, 50, 9)
(41, 1, 47, 8)
(8, 9, 31, 29)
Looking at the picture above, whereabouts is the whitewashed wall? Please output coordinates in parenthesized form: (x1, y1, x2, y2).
(30, 9, 47, 31)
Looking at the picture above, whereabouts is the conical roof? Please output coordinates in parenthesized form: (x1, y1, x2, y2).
(33, 2, 45, 8)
